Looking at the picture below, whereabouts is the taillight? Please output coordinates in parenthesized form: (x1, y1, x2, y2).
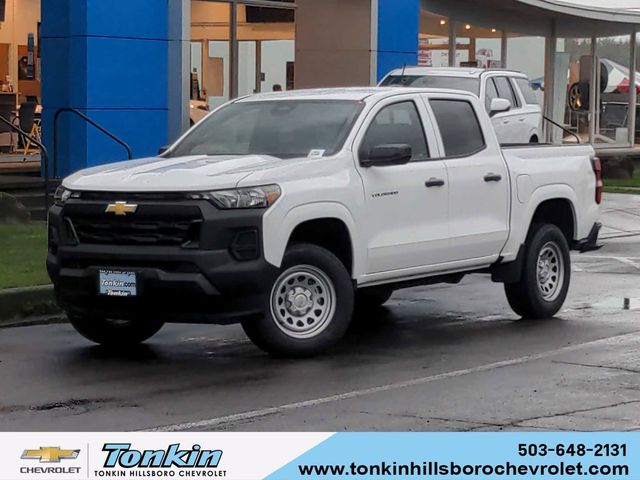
(592, 156, 602, 204)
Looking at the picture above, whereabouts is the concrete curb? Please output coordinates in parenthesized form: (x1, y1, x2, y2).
(0, 285, 64, 328)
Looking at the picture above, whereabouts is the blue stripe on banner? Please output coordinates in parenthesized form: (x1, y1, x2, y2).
(266, 432, 639, 480)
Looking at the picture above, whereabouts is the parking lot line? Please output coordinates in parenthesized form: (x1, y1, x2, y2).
(146, 331, 640, 432)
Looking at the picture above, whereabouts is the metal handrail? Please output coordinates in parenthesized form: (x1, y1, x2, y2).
(0, 114, 51, 212)
(53, 108, 133, 178)
(543, 115, 582, 144)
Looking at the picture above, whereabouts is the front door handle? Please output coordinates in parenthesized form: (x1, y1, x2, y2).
(484, 173, 502, 182)
(425, 178, 445, 188)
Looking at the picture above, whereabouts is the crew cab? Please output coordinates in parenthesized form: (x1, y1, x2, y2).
(47, 88, 601, 357)
(379, 67, 543, 145)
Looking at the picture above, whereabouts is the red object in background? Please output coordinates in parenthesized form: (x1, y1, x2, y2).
(616, 77, 640, 95)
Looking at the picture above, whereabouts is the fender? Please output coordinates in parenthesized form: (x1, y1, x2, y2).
(501, 183, 578, 260)
(262, 202, 363, 277)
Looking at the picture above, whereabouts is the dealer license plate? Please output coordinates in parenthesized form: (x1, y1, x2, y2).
(98, 270, 138, 297)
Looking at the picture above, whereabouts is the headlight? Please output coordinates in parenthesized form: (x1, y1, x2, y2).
(53, 186, 73, 206)
(188, 185, 281, 209)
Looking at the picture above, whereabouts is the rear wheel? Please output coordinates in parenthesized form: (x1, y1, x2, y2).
(504, 223, 571, 319)
(241, 243, 354, 357)
(67, 314, 164, 346)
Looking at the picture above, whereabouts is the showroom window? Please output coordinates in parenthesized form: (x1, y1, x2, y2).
(190, 0, 296, 114)
(419, 8, 504, 68)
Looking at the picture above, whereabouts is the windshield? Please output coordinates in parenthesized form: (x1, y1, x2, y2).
(169, 100, 364, 159)
(381, 75, 480, 95)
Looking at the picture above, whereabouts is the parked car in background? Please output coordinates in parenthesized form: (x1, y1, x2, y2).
(379, 67, 543, 145)
(48, 88, 601, 356)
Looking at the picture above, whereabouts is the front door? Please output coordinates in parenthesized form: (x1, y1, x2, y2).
(356, 97, 450, 275)
(488, 76, 524, 144)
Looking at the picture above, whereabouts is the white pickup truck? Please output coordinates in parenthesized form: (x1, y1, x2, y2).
(48, 87, 602, 356)
(379, 67, 544, 145)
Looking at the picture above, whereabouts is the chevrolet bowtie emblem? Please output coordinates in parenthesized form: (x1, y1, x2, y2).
(21, 447, 80, 463)
(105, 201, 138, 216)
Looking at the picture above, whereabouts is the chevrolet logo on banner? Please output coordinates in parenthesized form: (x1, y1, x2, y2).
(105, 201, 138, 216)
(21, 447, 80, 463)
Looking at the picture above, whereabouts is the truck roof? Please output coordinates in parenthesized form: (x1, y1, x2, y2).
(236, 86, 477, 103)
(384, 66, 528, 79)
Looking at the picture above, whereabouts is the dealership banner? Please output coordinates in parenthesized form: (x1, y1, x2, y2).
(0, 432, 637, 480)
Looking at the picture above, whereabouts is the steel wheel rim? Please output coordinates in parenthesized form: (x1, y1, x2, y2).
(536, 241, 564, 302)
(270, 265, 336, 339)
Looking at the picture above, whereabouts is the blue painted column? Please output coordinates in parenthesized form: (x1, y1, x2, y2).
(40, 0, 182, 177)
(376, 0, 420, 82)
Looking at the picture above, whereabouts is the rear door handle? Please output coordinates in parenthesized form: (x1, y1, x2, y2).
(484, 173, 502, 182)
(425, 178, 445, 188)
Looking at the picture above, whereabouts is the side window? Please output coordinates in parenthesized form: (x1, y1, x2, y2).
(515, 78, 540, 105)
(360, 101, 429, 161)
(494, 76, 519, 109)
(429, 99, 485, 157)
(485, 78, 499, 111)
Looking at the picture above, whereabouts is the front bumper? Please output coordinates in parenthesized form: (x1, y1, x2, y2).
(47, 197, 279, 324)
(574, 222, 603, 253)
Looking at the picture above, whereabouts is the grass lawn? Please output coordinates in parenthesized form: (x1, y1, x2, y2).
(603, 170, 640, 193)
(0, 222, 50, 290)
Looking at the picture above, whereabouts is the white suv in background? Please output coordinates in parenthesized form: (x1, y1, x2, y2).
(380, 67, 543, 145)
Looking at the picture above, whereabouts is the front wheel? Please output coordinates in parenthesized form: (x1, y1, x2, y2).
(68, 314, 164, 346)
(241, 243, 354, 357)
(504, 223, 571, 319)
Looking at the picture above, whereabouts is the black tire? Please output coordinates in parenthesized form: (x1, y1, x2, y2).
(504, 223, 571, 319)
(568, 83, 583, 111)
(68, 313, 164, 346)
(355, 287, 393, 310)
(241, 243, 354, 357)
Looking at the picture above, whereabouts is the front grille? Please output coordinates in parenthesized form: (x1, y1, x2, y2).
(64, 203, 202, 247)
(71, 218, 200, 246)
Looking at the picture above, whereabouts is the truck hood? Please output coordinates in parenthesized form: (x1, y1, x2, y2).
(63, 154, 310, 192)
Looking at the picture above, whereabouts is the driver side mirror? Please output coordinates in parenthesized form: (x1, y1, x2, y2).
(360, 144, 412, 168)
(489, 98, 511, 117)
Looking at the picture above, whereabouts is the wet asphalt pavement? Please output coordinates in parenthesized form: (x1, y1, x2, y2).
(1, 230, 639, 432)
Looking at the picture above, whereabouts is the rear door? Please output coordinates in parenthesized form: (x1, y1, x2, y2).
(356, 95, 450, 274)
(426, 94, 510, 264)
(484, 78, 508, 141)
